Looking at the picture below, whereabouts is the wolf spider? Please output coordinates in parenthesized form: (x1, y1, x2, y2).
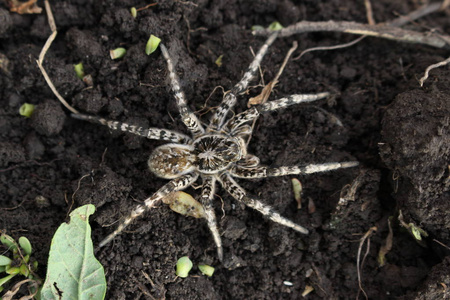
(72, 33, 358, 260)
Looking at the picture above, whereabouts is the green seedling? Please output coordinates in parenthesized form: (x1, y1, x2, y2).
(215, 55, 223, 67)
(145, 34, 161, 55)
(291, 178, 302, 209)
(251, 25, 265, 31)
(268, 21, 284, 31)
(74, 62, 85, 79)
(130, 7, 137, 18)
(110, 47, 127, 60)
(19, 103, 35, 118)
(198, 264, 215, 277)
(175, 256, 193, 278)
(0, 233, 39, 294)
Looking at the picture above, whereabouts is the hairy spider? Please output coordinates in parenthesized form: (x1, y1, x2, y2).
(73, 33, 358, 260)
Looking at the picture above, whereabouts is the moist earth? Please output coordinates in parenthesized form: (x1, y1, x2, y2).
(0, 0, 449, 299)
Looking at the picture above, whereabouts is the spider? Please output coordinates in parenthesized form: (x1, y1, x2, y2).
(72, 33, 358, 261)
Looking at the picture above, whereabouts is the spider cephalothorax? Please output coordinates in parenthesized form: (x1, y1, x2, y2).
(72, 33, 358, 260)
(193, 135, 245, 173)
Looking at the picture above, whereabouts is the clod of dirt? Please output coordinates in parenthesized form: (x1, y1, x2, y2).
(0, 8, 12, 36)
(328, 169, 382, 235)
(66, 28, 104, 67)
(0, 142, 25, 166)
(380, 88, 450, 243)
(23, 132, 45, 160)
(73, 86, 107, 114)
(276, 0, 301, 25)
(407, 255, 450, 300)
(222, 216, 247, 240)
(30, 100, 66, 136)
(73, 165, 132, 224)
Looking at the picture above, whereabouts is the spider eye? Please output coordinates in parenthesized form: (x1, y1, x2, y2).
(148, 144, 195, 179)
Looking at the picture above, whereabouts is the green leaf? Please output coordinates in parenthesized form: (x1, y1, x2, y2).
(0, 255, 12, 266)
(198, 264, 215, 277)
(74, 62, 85, 79)
(19, 103, 36, 118)
(40, 205, 106, 300)
(175, 256, 193, 278)
(145, 34, 161, 55)
(268, 21, 284, 31)
(19, 263, 30, 277)
(5, 266, 20, 275)
(19, 236, 32, 255)
(0, 234, 17, 251)
(0, 274, 16, 287)
(110, 47, 127, 60)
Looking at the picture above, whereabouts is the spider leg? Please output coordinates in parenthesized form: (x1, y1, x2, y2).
(225, 92, 330, 133)
(217, 173, 309, 234)
(160, 44, 205, 136)
(71, 113, 192, 143)
(236, 154, 260, 168)
(209, 33, 279, 130)
(199, 176, 223, 261)
(99, 173, 199, 247)
(230, 161, 359, 178)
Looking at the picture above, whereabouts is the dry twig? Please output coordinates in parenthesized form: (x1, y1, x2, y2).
(36, 0, 79, 114)
(254, 20, 450, 49)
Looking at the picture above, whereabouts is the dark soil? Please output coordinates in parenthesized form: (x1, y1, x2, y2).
(1, 0, 449, 299)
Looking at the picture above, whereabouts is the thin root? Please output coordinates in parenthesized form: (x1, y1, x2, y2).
(419, 56, 450, 86)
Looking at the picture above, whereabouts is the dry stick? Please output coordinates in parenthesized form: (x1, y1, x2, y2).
(36, 0, 79, 114)
(419, 55, 450, 86)
(364, 0, 375, 25)
(253, 20, 450, 49)
(442, 0, 450, 10)
(388, 2, 445, 27)
(253, 1, 450, 49)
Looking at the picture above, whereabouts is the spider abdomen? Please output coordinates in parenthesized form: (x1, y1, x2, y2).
(193, 134, 244, 174)
(148, 144, 195, 179)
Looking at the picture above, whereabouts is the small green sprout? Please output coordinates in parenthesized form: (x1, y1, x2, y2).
(251, 25, 265, 31)
(268, 21, 284, 31)
(198, 264, 215, 277)
(0, 233, 39, 294)
(410, 223, 428, 241)
(175, 256, 193, 278)
(215, 55, 223, 67)
(291, 178, 302, 209)
(74, 62, 85, 79)
(19, 103, 35, 118)
(130, 7, 137, 18)
(110, 47, 127, 60)
(145, 34, 161, 55)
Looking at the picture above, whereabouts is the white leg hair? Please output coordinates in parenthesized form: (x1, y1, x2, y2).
(160, 44, 205, 136)
(99, 173, 199, 247)
(209, 33, 279, 130)
(217, 173, 309, 235)
(71, 113, 192, 143)
(230, 161, 359, 178)
(199, 176, 223, 261)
